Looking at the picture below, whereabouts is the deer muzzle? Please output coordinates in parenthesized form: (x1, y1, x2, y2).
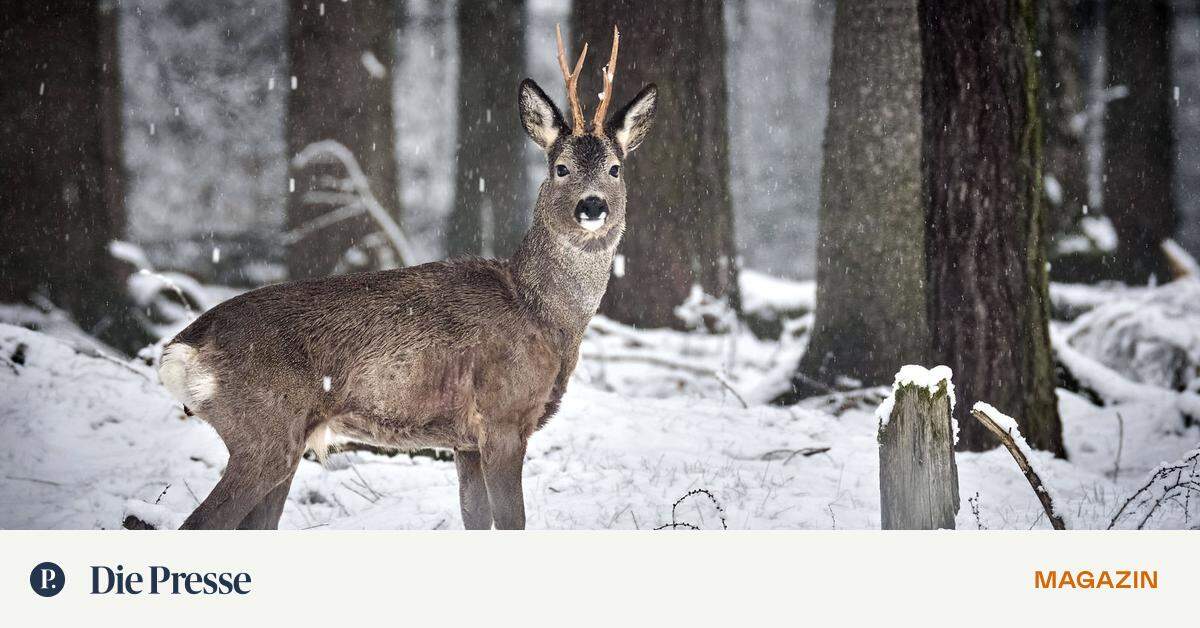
(575, 196, 608, 232)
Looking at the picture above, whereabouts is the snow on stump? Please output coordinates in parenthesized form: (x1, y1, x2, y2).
(876, 365, 960, 530)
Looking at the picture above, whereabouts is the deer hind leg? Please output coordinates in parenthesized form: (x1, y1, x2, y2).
(236, 458, 300, 530)
(480, 430, 528, 530)
(454, 449, 493, 529)
(182, 420, 306, 530)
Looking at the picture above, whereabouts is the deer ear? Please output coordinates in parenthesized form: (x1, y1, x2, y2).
(606, 84, 658, 155)
(519, 79, 568, 150)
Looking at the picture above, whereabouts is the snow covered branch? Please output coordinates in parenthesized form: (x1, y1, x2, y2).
(291, 140, 422, 267)
(1052, 328, 1200, 421)
(970, 403, 1067, 530)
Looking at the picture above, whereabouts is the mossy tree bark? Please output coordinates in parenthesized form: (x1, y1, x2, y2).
(793, 0, 929, 396)
(447, 0, 528, 258)
(573, 0, 739, 329)
(1103, 0, 1176, 284)
(286, 0, 401, 279)
(0, 1, 144, 351)
(920, 0, 1065, 456)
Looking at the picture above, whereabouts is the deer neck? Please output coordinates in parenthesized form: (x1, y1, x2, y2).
(511, 203, 621, 340)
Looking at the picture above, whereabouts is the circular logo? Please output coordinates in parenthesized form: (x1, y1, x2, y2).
(29, 562, 65, 597)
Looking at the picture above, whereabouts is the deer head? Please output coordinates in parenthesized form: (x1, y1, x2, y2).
(518, 25, 658, 246)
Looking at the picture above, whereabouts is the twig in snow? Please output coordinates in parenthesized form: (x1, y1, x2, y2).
(968, 492, 987, 530)
(758, 446, 832, 464)
(347, 464, 385, 502)
(135, 269, 197, 319)
(1112, 412, 1125, 482)
(73, 344, 155, 382)
(182, 479, 200, 505)
(969, 406, 1067, 530)
(340, 481, 378, 504)
(585, 316, 651, 347)
(579, 349, 749, 408)
(712, 372, 750, 409)
(653, 488, 728, 531)
(4, 475, 62, 487)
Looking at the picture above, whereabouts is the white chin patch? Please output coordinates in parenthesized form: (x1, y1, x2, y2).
(579, 214, 607, 232)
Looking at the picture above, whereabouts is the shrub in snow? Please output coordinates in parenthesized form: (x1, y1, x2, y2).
(737, 270, 815, 339)
(1063, 279, 1200, 392)
(673, 285, 738, 333)
(1108, 447, 1200, 530)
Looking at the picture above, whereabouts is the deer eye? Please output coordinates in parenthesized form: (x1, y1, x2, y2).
(609, 165, 620, 178)
(556, 164, 570, 178)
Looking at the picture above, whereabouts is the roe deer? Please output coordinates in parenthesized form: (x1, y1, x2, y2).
(157, 26, 656, 529)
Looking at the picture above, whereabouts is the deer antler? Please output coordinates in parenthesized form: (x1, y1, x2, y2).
(556, 24, 588, 135)
(592, 26, 620, 131)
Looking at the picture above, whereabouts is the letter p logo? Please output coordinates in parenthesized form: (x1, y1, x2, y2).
(30, 562, 65, 597)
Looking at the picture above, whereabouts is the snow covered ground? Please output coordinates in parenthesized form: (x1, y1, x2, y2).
(2, 276, 1198, 530)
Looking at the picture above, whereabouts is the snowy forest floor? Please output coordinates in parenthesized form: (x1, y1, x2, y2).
(2, 273, 1199, 530)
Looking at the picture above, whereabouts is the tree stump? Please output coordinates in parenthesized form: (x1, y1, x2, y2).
(877, 367, 960, 529)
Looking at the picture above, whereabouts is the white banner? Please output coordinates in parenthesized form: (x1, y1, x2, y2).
(1, 531, 1194, 626)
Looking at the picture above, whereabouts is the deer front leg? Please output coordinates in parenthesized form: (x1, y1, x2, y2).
(454, 449, 493, 529)
(480, 431, 528, 530)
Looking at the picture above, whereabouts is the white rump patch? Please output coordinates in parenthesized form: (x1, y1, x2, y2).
(158, 343, 217, 407)
(579, 214, 606, 232)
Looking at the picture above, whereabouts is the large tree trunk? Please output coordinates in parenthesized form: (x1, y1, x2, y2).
(793, 0, 928, 395)
(286, 0, 401, 279)
(921, 0, 1065, 456)
(1103, 0, 1176, 284)
(0, 1, 143, 351)
(1040, 0, 1089, 237)
(447, 0, 528, 258)
(573, 1, 739, 329)
(98, 0, 126, 236)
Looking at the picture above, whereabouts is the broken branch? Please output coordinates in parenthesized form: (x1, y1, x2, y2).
(970, 405, 1066, 530)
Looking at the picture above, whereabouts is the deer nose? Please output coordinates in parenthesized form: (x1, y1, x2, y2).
(575, 196, 609, 223)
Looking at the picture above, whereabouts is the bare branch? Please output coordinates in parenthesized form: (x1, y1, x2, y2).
(1108, 448, 1200, 529)
(579, 348, 749, 408)
(969, 406, 1067, 530)
(292, 140, 421, 266)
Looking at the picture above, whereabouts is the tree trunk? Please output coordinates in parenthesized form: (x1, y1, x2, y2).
(1039, 0, 1089, 237)
(0, 1, 143, 351)
(920, 0, 1065, 456)
(98, 0, 126, 236)
(1103, 0, 1176, 284)
(286, 0, 401, 279)
(878, 378, 959, 530)
(793, 0, 928, 395)
(573, 1, 739, 329)
(447, 0, 528, 258)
